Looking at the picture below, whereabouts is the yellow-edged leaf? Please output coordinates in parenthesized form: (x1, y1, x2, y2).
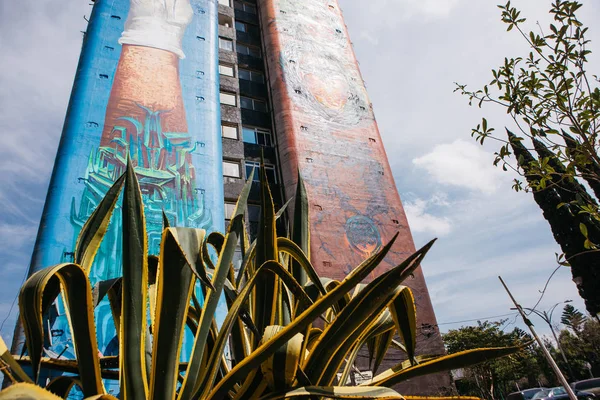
(367, 345, 528, 387)
(257, 385, 406, 399)
(19, 264, 103, 396)
(260, 325, 303, 391)
(0, 335, 31, 383)
(119, 157, 148, 399)
(206, 233, 400, 400)
(75, 173, 125, 274)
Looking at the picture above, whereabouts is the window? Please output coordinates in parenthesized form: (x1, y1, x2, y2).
(234, 1, 256, 14)
(238, 68, 264, 83)
(218, 14, 233, 28)
(224, 202, 236, 222)
(219, 37, 233, 51)
(235, 21, 247, 32)
(245, 161, 277, 184)
(242, 126, 272, 146)
(222, 124, 238, 139)
(240, 96, 267, 112)
(223, 161, 241, 178)
(247, 204, 261, 239)
(219, 63, 235, 77)
(236, 43, 261, 58)
(219, 0, 231, 6)
(220, 91, 237, 106)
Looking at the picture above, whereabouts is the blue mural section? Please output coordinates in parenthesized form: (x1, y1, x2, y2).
(24, 0, 223, 367)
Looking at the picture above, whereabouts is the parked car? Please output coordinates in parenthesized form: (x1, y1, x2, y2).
(507, 388, 548, 400)
(531, 386, 595, 400)
(572, 379, 600, 396)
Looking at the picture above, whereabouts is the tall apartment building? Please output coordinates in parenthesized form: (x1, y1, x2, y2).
(17, 0, 450, 393)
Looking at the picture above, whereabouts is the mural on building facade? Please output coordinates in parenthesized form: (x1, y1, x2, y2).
(259, 1, 451, 391)
(27, 0, 222, 363)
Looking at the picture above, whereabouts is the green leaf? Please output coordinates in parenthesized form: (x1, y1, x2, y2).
(367, 344, 526, 387)
(74, 173, 125, 274)
(292, 172, 310, 286)
(19, 264, 103, 396)
(120, 157, 149, 399)
(277, 238, 325, 297)
(304, 240, 435, 385)
(178, 170, 255, 400)
(46, 376, 82, 398)
(579, 222, 588, 238)
(149, 228, 198, 399)
(389, 286, 417, 364)
(0, 335, 32, 383)
(195, 261, 316, 399)
(206, 233, 402, 400)
(257, 385, 405, 399)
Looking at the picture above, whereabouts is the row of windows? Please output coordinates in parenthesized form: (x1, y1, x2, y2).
(221, 124, 273, 146)
(223, 160, 277, 184)
(219, 63, 264, 83)
(219, 0, 256, 14)
(218, 37, 261, 58)
(220, 91, 268, 112)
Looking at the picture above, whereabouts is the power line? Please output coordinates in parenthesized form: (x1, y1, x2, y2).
(433, 312, 519, 327)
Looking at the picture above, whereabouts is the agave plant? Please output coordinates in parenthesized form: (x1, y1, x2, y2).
(0, 159, 526, 399)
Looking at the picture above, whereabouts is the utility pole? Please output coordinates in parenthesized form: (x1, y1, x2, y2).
(520, 301, 575, 380)
(499, 276, 577, 400)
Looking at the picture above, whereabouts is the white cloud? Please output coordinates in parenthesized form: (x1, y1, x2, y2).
(412, 139, 508, 195)
(404, 196, 452, 236)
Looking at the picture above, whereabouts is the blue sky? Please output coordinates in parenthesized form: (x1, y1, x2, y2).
(0, 0, 599, 345)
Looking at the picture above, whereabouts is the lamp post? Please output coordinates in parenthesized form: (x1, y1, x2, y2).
(520, 301, 574, 379)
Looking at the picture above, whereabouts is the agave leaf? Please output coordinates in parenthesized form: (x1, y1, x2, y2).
(260, 325, 304, 392)
(205, 233, 400, 400)
(149, 228, 197, 399)
(291, 171, 309, 286)
(257, 385, 405, 399)
(254, 162, 279, 339)
(0, 383, 64, 399)
(162, 210, 171, 229)
(277, 238, 325, 297)
(202, 231, 225, 274)
(338, 311, 396, 385)
(46, 376, 82, 398)
(178, 170, 254, 400)
(170, 227, 213, 290)
(367, 344, 528, 387)
(15, 356, 119, 380)
(19, 263, 103, 396)
(390, 286, 417, 364)
(304, 239, 435, 385)
(74, 173, 125, 274)
(372, 330, 394, 375)
(119, 157, 149, 400)
(0, 335, 31, 383)
(194, 261, 316, 399)
(404, 397, 482, 400)
(275, 196, 293, 221)
(148, 255, 159, 331)
(235, 239, 256, 287)
(390, 338, 408, 354)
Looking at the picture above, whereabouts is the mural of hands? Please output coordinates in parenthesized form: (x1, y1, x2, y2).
(119, 0, 194, 58)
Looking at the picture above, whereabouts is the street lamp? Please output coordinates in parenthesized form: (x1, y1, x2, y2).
(519, 300, 574, 379)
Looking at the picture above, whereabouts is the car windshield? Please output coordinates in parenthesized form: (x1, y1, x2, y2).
(533, 390, 550, 399)
(551, 388, 567, 396)
(523, 389, 543, 399)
